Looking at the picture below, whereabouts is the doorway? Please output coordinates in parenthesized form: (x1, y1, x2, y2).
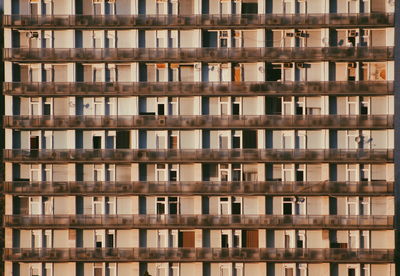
(30, 136, 39, 150)
(93, 136, 102, 149)
(178, 231, 195, 248)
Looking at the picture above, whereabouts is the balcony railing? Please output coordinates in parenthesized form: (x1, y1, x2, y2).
(3, 115, 394, 130)
(3, 47, 394, 62)
(2, 13, 394, 28)
(3, 81, 394, 97)
(4, 248, 394, 262)
(4, 215, 394, 229)
(3, 149, 394, 163)
(4, 181, 393, 196)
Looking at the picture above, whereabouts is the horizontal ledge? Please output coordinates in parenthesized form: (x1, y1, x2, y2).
(3, 115, 394, 130)
(3, 47, 394, 62)
(3, 81, 394, 97)
(4, 248, 395, 263)
(2, 13, 394, 29)
(4, 215, 394, 229)
(3, 149, 394, 163)
(4, 181, 394, 196)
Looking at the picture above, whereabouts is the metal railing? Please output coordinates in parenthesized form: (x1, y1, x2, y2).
(4, 115, 394, 130)
(3, 248, 394, 262)
(4, 215, 394, 229)
(4, 47, 394, 62)
(2, 13, 394, 28)
(4, 181, 393, 195)
(3, 81, 394, 96)
(3, 149, 394, 163)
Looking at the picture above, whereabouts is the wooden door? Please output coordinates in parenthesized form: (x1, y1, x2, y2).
(179, 231, 195, 248)
(244, 230, 258, 248)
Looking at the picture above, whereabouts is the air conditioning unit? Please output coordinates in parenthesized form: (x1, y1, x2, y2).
(27, 32, 39, 38)
(296, 63, 305, 69)
(158, 117, 166, 125)
(348, 30, 358, 37)
(348, 62, 357, 68)
(283, 62, 293, 69)
(135, 118, 144, 125)
(296, 197, 305, 203)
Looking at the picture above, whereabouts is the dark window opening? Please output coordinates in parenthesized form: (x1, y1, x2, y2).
(93, 136, 102, 149)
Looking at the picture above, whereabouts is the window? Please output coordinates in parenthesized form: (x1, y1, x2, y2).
(94, 97, 104, 115)
(347, 197, 358, 215)
(219, 31, 229, 48)
(219, 164, 230, 181)
(44, 230, 52, 248)
(93, 196, 104, 215)
(232, 164, 241, 181)
(219, 134, 229, 149)
(219, 97, 229, 115)
(156, 164, 167, 181)
(283, 197, 294, 215)
(231, 197, 242, 215)
(298, 264, 307, 276)
(157, 197, 178, 214)
(219, 264, 230, 276)
(219, 197, 230, 215)
(30, 267, 40, 276)
(348, 267, 356, 276)
(296, 231, 305, 248)
(42, 164, 53, 181)
(169, 164, 178, 181)
(105, 196, 116, 214)
(284, 267, 294, 276)
(234, 263, 243, 276)
(43, 196, 53, 215)
(29, 196, 41, 215)
(106, 263, 116, 276)
(30, 97, 40, 115)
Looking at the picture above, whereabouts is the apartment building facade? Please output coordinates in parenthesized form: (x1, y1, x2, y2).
(1, 0, 397, 275)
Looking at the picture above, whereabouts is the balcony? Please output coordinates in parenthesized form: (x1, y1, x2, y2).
(3, 115, 394, 130)
(4, 248, 394, 263)
(3, 47, 394, 62)
(4, 181, 393, 196)
(2, 13, 394, 28)
(3, 81, 394, 97)
(4, 215, 394, 229)
(3, 149, 393, 163)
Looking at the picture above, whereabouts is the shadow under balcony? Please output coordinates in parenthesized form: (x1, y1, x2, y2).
(3, 149, 394, 163)
(4, 215, 394, 230)
(2, 13, 394, 29)
(4, 181, 393, 196)
(3, 115, 394, 130)
(3, 81, 394, 97)
(3, 47, 394, 62)
(3, 248, 394, 263)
